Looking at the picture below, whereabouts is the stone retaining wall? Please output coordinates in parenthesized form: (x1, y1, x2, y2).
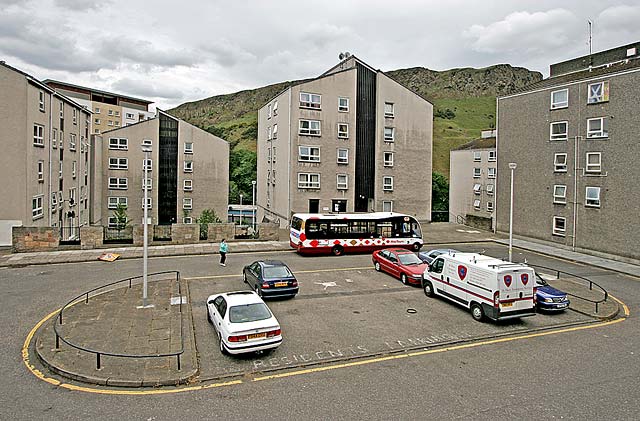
(12, 227, 59, 252)
(171, 224, 199, 244)
(207, 223, 234, 242)
(258, 223, 279, 241)
(81, 226, 103, 250)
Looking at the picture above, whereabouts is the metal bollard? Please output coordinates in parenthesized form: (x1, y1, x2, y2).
(177, 355, 181, 371)
(96, 353, 101, 369)
(55, 333, 60, 349)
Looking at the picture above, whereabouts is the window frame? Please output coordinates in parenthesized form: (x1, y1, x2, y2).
(338, 97, 349, 112)
(587, 81, 609, 104)
(384, 102, 395, 118)
(486, 184, 494, 195)
(183, 198, 193, 210)
(550, 89, 569, 109)
(553, 185, 567, 204)
(473, 199, 481, 209)
(382, 176, 394, 191)
(473, 151, 481, 162)
(143, 158, 152, 171)
(473, 183, 482, 194)
(38, 91, 46, 112)
(37, 160, 44, 182)
(141, 197, 152, 210)
(554, 153, 568, 172)
(337, 148, 349, 164)
(382, 201, 393, 212)
(336, 174, 348, 190)
(297, 173, 320, 189)
(585, 186, 601, 208)
(184, 142, 193, 154)
(298, 146, 321, 162)
(299, 119, 321, 136)
(553, 216, 566, 236)
(183, 217, 193, 224)
(487, 168, 496, 179)
(32, 195, 44, 219)
(184, 161, 193, 173)
(108, 197, 128, 209)
(488, 150, 497, 162)
(183, 179, 193, 191)
(383, 151, 394, 167)
(108, 138, 128, 150)
(142, 178, 152, 191)
(337, 123, 349, 139)
(384, 127, 395, 142)
(108, 157, 128, 170)
(108, 177, 128, 190)
(550, 121, 568, 141)
(33, 124, 44, 146)
(585, 152, 602, 173)
(486, 201, 494, 212)
(587, 117, 608, 139)
(299, 92, 321, 109)
(473, 168, 481, 178)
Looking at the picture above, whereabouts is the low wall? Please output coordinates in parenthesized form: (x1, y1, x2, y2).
(207, 223, 234, 242)
(81, 226, 103, 250)
(258, 223, 279, 241)
(465, 214, 493, 231)
(12, 227, 59, 253)
(133, 225, 154, 246)
(171, 224, 199, 244)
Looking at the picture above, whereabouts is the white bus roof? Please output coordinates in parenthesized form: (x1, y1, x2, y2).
(292, 212, 415, 221)
(446, 253, 531, 271)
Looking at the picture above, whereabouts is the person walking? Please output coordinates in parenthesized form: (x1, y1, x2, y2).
(219, 239, 228, 266)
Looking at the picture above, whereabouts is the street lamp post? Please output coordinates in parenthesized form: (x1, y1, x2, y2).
(140, 141, 153, 309)
(252, 180, 256, 232)
(508, 162, 517, 262)
(239, 194, 243, 225)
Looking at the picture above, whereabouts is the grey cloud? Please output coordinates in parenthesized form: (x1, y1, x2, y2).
(53, 0, 102, 12)
(598, 4, 640, 33)
(98, 38, 199, 68)
(300, 23, 357, 49)
(198, 40, 256, 68)
(111, 78, 185, 101)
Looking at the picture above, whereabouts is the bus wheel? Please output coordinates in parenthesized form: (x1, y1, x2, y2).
(412, 242, 422, 252)
(332, 245, 344, 256)
(471, 303, 484, 322)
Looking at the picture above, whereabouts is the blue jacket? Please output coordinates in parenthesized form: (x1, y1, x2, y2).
(219, 242, 228, 253)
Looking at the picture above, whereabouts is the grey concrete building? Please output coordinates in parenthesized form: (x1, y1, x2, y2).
(497, 42, 640, 261)
(449, 130, 497, 230)
(0, 62, 92, 245)
(92, 110, 229, 228)
(257, 56, 433, 227)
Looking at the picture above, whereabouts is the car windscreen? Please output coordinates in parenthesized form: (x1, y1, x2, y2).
(229, 303, 272, 323)
(263, 266, 292, 279)
(398, 253, 423, 265)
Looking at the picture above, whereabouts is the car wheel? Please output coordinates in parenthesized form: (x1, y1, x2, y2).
(412, 243, 422, 252)
(207, 310, 212, 324)
(423, 281, 434, 297)
(471, 303, 484, 322)
(332, 245, 344, 256)
(255, 284, 263, 297)
(243, 272, 247, 283)
(374, 262, 381, 271)
(219, 333, 228, 355)
(401, 273, 408, 285)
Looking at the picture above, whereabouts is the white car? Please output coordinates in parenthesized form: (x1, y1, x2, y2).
(207, 291, 282, 355)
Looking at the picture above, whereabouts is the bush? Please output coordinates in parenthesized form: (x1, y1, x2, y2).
(435, 108, 456, 119)
(197, 209, 222, 240)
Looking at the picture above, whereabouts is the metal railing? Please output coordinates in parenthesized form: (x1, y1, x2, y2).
(53, 271, 184, 370)
(59, 226, 81, 245)
(103, 226, 133, 244)
(527, 263, 608, 314)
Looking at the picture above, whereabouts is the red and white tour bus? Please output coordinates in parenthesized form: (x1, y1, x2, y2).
(290, 212, 423, 255)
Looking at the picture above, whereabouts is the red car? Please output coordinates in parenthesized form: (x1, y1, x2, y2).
(372, 248, 428, 285)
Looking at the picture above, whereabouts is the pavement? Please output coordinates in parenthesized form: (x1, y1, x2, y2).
(20, 223, 637, 387)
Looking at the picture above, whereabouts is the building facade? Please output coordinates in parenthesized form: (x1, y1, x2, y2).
(44, 80, 154, 135)
(497, 42, 640, 260)
(92, 110, 229, 228)
(257, 56, 433, 227)
(449, 132, 497, 230)
(0, 62, 92, 245)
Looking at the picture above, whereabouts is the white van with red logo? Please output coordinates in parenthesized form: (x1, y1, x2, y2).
(422, 252, 536, 322)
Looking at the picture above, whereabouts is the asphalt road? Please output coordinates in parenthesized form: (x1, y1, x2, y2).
(1, 242, 639, 420)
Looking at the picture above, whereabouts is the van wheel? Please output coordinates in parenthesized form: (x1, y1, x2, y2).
(401, 273, 408, 285)
(332, 245, 344, 256)
(374, 262, 381, 271)
(423, 281, 434, 297)
(412, 243, 422, 252)
(207, 310, 213, 324)
(471, 303, 484, 322)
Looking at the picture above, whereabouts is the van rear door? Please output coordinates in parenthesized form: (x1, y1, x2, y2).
(499, 268, 534, 312)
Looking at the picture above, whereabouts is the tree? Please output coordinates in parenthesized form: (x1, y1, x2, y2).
(432, 172, 449, 222)
(112, 203, 129, 230)
(229, 148, 257, 203)
(197, 209, 222, 240)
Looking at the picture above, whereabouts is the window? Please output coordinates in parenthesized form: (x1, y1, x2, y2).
(72, 109, 77, 125)
(108, 177, 128, 189)
(108, 109, 113, 116)
(183, 179, 193, 191)
(69, 188, 76, 206)
(273, 124, 278, 139)
(487, 201, 494, 212)
(550, 121, 568, 141)
(473, 183, 482, 194)
(338, 97, 349, 112)
(298, 173, 320, 189)
(267, 148, 271, 163)
(384, 127, 394, 141)
(585, 187, 601, 208)
(337, 174, 348, 190)
(115, 121, 120, 127)
(587, 117, 608, 138)
(59, 130, 63, 148)
(586, 152, 602, 173)
(107, 217, 120, 228)
(183, 142, 193, 154)
(486, 184, 494, 195)
(109, 157, 128, 169)
(33, 124, 44, 146)
(553, 185, 567, 204)
(51, 192, 57, 211)
(59, 161, 63, 178)
(300, 92, 321, 109)
(267, 104, 272, 119)
(337, 148, 349, 164)
(32, 195, 43, 219)
(553, 216, 566, 236)
(273, 101, 278, 116)
(143, 158, 152, 171)
(142, 178, 152, 190)
(551, 89, 568, 109)
(95, 118, 101, 125)
(108, 120, 114, 127)
(298, 146, 320, 162)
(69, 134, 77, 151)
(588, 81, 609, 104)
(384, 102, 394, 118)
(95, 129, 100, 134)
(125, 112, 134, 119)
(39, 91, 45, 112)
(383, 176, 393, 191)
(109, 138, 128, 150)
(473, 151, 481, 162)
(272, 147, 276, 163)
(141, 197, 152, 209)
(337, 123, 349, 139)
(58, 191, 63, 207)
(267, 126, 272, 140)
(108, 197, 128, 209)
(473, 168, 481, 178)
(184, 161, 193, 172)
(59, 102, 63, 118)
(72, 161, 77, 178)
(382, 201, 393, 212)
(299, 120, 321, 136)
(114, 111, 120, 117)
(183, 217, 193, 224)
(272, 169, 276, 184)
(95, 107, 101, 114)
(473, 199, 481, 209)
(488, 150, 496, 162)
(384, 152, 394, 167)
(52, 129, 57, 149)
(488, 168, 496, 179)
(554, 153, 567, 172)
(37, 160, 44, 182)
(183, 198, 193, 210)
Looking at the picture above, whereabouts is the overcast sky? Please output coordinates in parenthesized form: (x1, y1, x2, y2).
(2, 0, 639, 109)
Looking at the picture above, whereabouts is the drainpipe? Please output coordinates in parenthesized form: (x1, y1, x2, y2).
(572, 135, 579, 252)
(494, 97, 499, 233)
(287, 88, 292, 227)
(48, 92, 53, 227)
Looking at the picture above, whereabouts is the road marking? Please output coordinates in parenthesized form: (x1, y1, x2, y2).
(22, 287, 630, 395)
(184, 266, 373, 281)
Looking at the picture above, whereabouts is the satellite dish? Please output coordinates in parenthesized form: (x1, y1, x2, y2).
(339, 53, 345, 60)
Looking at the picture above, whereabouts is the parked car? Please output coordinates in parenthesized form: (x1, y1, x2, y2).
(418, 248, 459, 264)
(207, 291, 282, 355)
(535, 277, 570, 312)
(243, 260, 299, 298)
(372, 248, 428, 285)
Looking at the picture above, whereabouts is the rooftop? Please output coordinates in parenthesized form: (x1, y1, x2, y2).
(44, 79, 154, 105)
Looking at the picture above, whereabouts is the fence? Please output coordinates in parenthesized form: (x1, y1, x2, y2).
(103, 226, 133, 244)
(59, 226, 80, 245)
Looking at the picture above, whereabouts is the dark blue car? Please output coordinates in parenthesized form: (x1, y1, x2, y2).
(535, 278, 570, 311)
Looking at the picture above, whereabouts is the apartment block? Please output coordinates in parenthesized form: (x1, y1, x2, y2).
(0, 62, 92, 245)
(93, 110, 229, 228)
(257, 56, 433, 227)
(497, 42, 640, 260)
(44, 80, 154, 135)
(449, 131, 497, 230)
